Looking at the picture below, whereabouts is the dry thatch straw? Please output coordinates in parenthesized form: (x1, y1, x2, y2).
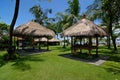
(13, 21, 55, 37)
(49, 37, 60, 42)
(62, 18, 107, 37)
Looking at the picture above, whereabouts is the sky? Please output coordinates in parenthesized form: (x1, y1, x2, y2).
(0, 0, 94, 28)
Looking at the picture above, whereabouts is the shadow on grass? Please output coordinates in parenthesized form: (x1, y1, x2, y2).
(0, 55, 7, 67)
(103, 64, 120, 75)
(11, 55, 44, 71)
(59, 53, 108, 63)
(0, 53, 44, 71)
(92, 46, 120, 62)
(107, 55, 120, 62)
(17, 49, 51, 56)
(12, 60, 31, 71)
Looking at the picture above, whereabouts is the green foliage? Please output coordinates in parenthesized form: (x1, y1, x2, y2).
(66, 0, 80, 17)
(55, 0, 80, 34)
(1, 35, 9, 41)
(0, 22, 9, 35)
(29, 5, 52, 25)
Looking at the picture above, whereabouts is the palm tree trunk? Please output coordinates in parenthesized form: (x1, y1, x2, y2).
(107, 36, 111, 49)
(8, 0, 20, 59)
(109, 15, 117, 51)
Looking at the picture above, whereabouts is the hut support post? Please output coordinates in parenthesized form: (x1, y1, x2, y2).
(32, 37, 35, 50)
(96, 37, 98, 56)
(47, 37, 49, 50)
(71, 37, 73, 54)
(79, 37, 82, 53)
(16, 37, 18, 50)
(88, 37, 92, 56)
(39, 38, 41, 50)
(63, 37, 66, 48)
(22, 36, 24, 50)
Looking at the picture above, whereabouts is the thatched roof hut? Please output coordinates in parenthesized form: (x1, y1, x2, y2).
(62, 18, 107, 37)
(62, 18, 107, 56)
(13, 21, 55, 37)
(49, 37, 60, 42)
(34, 37, 48, 42)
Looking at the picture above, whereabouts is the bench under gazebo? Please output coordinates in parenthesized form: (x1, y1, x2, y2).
(13, 21, 55, 50)
(62, 18, 107, 56)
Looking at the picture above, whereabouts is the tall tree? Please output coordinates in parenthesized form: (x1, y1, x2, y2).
(86, 0, 120, 51)
(29, 5, 52, 25)
(65, 0, 80, 24)
(8, 0, 20, 59)
(66, 0, 80, 17)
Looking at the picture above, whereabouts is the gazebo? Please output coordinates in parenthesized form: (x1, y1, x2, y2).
(62, 18, 107, 56)
(13, 21, 55, 50)
(48, 37, 60, 45)
(34, 37, 48, 49)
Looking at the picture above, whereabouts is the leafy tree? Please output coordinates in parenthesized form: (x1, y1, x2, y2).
(54, 0, 80, 47)
(0, 22, 9, 36)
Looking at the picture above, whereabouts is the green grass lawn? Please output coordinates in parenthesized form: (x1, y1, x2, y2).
(0, 46, 120, 80)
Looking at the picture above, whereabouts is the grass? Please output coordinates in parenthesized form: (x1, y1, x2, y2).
(0, 46, 120, 80)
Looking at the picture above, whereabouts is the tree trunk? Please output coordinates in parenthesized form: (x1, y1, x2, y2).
(8, 0, 20, 59)
(109, 15, 117, 51)
(111, 36, 117, 51)
(63, 37, 66, 48)
(107, 36, 111, 49)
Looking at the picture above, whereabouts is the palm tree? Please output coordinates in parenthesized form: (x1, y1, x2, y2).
(65, 0, 80, 24)
(55, 0, 80, 47)
(86, 0, 120, 51)
(66, 0, 80, 17)
(7, 0, 20, 59)
(29, 5, 52, 25)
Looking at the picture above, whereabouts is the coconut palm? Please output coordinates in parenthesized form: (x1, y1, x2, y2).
(86, 0, 120, 51)
(7, 0, 20, 59)
(29, 5, 52, 25)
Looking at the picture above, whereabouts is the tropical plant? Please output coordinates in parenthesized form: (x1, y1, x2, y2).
(86, 0, 120, 51)
(0, 22, 9, 36)
(29, 5, 52, 25)
(7, 0, 20, 60)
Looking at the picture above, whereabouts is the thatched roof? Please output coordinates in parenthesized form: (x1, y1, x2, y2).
(49, 37, 60, 42)
(62, 18, 107, 37)
(13, 21, 55, 37)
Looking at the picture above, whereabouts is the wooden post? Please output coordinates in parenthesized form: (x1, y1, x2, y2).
(88, 37, 92, 55)
(32, 37, 35, 50)
(63, 37, 65, 48)
(80, 37, 82, 53)
(71, 37, 73, 54)
(16, 37, 18, 50)
(96, 37, 98, 56)
(39, 38, 41, 50)
(47, 37, 49, 50)
(22, 36, 24, 50)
